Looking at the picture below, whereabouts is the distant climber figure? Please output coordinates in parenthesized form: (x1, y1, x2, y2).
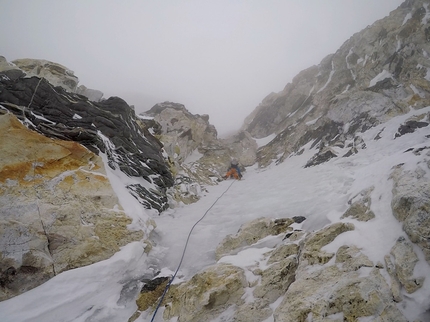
(223, 159, 242, 180)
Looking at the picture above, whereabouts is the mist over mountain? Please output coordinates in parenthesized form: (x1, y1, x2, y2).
(1, 0, 430, 321)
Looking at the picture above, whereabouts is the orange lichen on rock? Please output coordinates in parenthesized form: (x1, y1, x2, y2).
(0, 113, 98, 184)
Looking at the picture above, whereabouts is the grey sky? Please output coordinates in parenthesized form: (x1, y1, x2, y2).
(1, 0, 404, 136)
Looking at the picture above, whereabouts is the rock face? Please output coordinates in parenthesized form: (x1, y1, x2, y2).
(154, 216, 419, 321)
(163, 264, 247, 322)
(215, 217, 295, 260)
(144, 102, 218, 163)
(141, 102, 257, 204)
(242, 0, 430, 168)
(3, 1, 430, 319)
(390, 160, 430, 264)
(0, 60, 174, 212)
(0, 113, 146, 300)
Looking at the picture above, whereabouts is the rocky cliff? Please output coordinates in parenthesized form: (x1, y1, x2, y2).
(0, 56, 173, 212)
(0, 57, 173, 299)
(242, 0, 430, 168)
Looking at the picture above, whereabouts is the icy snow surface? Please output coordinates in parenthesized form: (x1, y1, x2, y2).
(369, 70, 393, 87)
(1, 107, 430, 321)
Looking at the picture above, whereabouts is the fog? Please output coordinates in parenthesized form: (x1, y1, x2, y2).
(1, 0, 404, 136)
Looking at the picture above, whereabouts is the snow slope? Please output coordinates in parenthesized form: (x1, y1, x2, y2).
(1, 107, 429, 321)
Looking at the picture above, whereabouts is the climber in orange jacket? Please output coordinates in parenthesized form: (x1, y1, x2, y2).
(223, 159, 242, 180)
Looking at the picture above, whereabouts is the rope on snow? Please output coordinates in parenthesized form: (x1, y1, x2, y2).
(150, 179, 237, 321)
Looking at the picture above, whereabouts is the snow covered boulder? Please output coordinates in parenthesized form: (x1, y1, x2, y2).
(301, 222, 355, 265)
(275, 266, 407, 322)
(215, 217, 296, 260)
(163, 263, 247, 322)
(341, 187, 375, 222)
(273, 223, 407, 321)
(387, 236, 424, 294)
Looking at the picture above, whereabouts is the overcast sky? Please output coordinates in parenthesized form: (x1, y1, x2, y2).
(1, 0, 404, 136)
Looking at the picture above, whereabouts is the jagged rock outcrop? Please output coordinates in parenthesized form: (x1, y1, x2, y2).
(11, 58, 79, 92)
(76, 84, 104, 102)
(242, 0, 430, 168)
(141, 102, 257, 204)
(215, 217, 295, 260)
(0, 113, 148, 300)
(387, 236, 424, 294)
(144, 102, 218, 163)
(0, 57, 104, 101)
(0, 58, 174, 212)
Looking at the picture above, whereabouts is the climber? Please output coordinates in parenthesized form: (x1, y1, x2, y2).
(223, 158, 242, 180)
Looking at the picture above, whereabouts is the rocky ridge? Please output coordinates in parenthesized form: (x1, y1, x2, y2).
(242, 0, 430, 169)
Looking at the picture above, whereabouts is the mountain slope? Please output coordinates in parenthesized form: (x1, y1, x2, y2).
(1, 0, 430, 321)
(242, 0, 430, 168)
(1, 102, 428, 322)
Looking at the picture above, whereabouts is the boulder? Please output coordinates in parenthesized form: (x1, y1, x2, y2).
(389, 236, 424, 294)
(215, 217, 295, 260)
(274, 266, 407, 322)
(335, 245, 374, 272)
(341, 187, 376, 221)
(162, 263, 247, 322)
(301, 222, 355, 266)
(253, 256, 298, 303)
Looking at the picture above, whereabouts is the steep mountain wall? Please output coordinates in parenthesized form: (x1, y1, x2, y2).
(0, 58, 173, 299)
(0, 58, 173, 212)
(242, 0, 430, 167)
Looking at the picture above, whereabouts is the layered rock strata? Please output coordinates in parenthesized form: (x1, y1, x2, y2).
(0, 59, 173, 212)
